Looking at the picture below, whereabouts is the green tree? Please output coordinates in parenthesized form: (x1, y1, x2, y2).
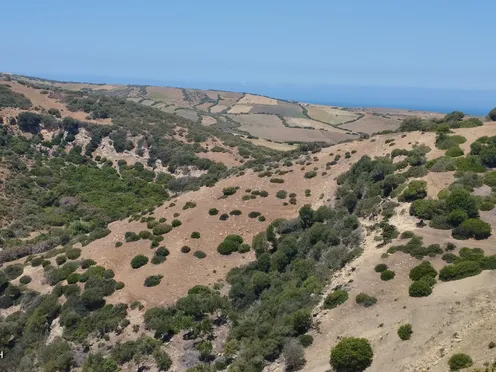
(488, 107, 496, 121)
(330, 337, 373, 372)
(299, 204, 314, 229)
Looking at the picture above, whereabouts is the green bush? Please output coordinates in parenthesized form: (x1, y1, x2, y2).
(208, 208, 219, 216)
(238, 244, 251, 253)
(355, 293, 377, 307)
(298, 334, 313, 347)
(409, 261, 437, 281)
(125, 232, 140, 242)
(130, 255, 149, 269)
(66, 273, 80, 284)
(191, 231, 201, 239)
(276, 190, 288, 199)
(219, 213, 229, 221)
(183, 201, 197, 210)
(66, 248, 81, 260)
(144, 275, 163, 287)
(452, 218, 491, 240)
(323, 289, 349, 309)
(448, 353, 473, 370)
(139, 230, 152, 239)
(397, 324, 413, 340)
(248, 211, 261, 218)
(229, 209, 242, 216)
(330, 337, 373, 372)
(374, 264, 388, 272)
(380, 270, 395, 281)
(304, 171, 317, 179)
(152, 224, 173, 235)
(193, 250, 206, 259)
(223, 186, 238, 196)
(56, 255, 67, 266)
(439, 260, 482, 281)
(399, 180, 427, 202)
(445, 146, 464, 157)
(19, 275, 32, 284)
(270, 178, 285, 183)
(115, 241, 123, 248)
(408, 279, 432, 297)
(400, 231, 414, 239)
(181, 246, 191, 253)
(171, 219, 182, 228)
(4, 264, 23, 280)
(31, 257, 43, 266)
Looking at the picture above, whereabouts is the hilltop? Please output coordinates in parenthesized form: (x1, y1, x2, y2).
(0, 73, 496, 372)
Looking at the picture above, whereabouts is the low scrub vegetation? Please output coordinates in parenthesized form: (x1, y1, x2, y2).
(323, 289, 349, 309)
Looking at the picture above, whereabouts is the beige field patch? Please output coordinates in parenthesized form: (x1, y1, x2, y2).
(245, 137, 298, 151)
(238, 94, 278, 105)
(229, 114, 356, 143)
(201, 116, 217, 126)
(285, 117, 344, 132)
(210, 104, 228, 113)
(146, 86, 188, 106)
(228, 104, 253, 114)
(341, 114, 401, 134)
(306, 105, 359, 125)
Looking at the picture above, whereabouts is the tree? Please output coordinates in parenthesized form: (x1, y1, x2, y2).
(488, 107, 496, 121)
(446, 188, 478, 218)
(17, 112, 42, 133)
(39, 337, 74, 372)
(83, 353, 119, 372)
(330, 337, 373, 372)
(397, 324, 413, 340)
(400, 180, 427, 202)
(444, 111, 465, 122)
(299, 204, 314, 229)
(448, 353, 473, 370)
(283, 339, 306, 371)
(399, 117, 424, 132)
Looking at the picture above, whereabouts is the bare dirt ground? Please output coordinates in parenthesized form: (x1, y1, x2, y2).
(228, 114, 357, 143)
(341, 113, 401, 134)
(305, 104, 359, 125)
(237, 94, 278, 105)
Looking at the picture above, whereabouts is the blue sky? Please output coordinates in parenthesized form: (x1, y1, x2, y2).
(1, 1, 495, 112)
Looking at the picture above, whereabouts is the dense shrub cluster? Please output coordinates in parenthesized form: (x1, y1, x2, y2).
(217, 235, 244, 255)
(330, 337, 373, 372)
(397, 324, 413, 340)
(323, 289, 349, 309)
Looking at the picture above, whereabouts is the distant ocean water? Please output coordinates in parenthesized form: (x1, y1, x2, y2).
(28, 73, 495, 116)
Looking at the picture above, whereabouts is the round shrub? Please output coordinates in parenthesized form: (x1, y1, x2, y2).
(4, 264, 23, 280)
(116, 282, 125, 290)
(152, 224, 173, 235)
(81, 259, 97, 269)
(442, 253, 458, 263)
(260, 190, 269, 197)
(103, 269, 115, 279)
(190, 231, 201, 239)
(0, 296, 14, 309)
(31, 257, 43, 267)
(355, 293, 377, 307)
(181, 246, 191, 253)
(299, 334, 313, 348)
(408, 279, 432, 297)
(270, 178, 285, 183)
(439, 260, 482, 281)
(19, 275, 32, 285)
(276, 190, 288, 199)
(144, 275, 163, 287)
(66, 273, 80, 284)
(115, 241, 123, 248)
(452, 218, 491, 240)
(374, 264, 388, 273)
(155, 246, 170, 257)
(130, 255, 149, 269)
(193, 250, 206, 259)
(125, 231, 140, 242)
(448, 353, 473, 370)
(400, 231, 414, 239)
(445, 146, 464, 157)
(330, 337, 373, 372)
(397, 324, 413, 340)
(223, 186, 238, 196)
(171, 219, 182, 228)
(324, 289, 349, 309)
(138, 230, 152, 239)
(380, 270, 395, 281)
(56, 255, 67, 266)
(219, 213, 229, 221)
(151, 255, 165, 264)
(258, 216, 266, 222)
(208, 208, 219, 216)
(229, 210, 242, 216)
(409, 261, 437, 281)
(304, 171, 317, 179)
(248, 211, 261, 219)
(217, 240, 239, 255)
(158, 217, 167, 223)
(238, 244, 251, 253)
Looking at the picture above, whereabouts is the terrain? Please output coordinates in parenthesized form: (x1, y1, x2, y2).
(0, 73, 495, 372)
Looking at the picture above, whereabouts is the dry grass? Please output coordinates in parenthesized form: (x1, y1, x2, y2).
(341, 114, 401, 134)
(200, 115, 217, 126)
(285, 117, 345, 132)
(146, 86, 188, 107)
(238, 94, 278, 105)
(306, 104, 359, 124)
(244, 137, 298, 151)
(228, 105, 253, 114)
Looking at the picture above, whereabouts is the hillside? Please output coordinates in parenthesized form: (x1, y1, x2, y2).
(0, 74, 496, 372)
